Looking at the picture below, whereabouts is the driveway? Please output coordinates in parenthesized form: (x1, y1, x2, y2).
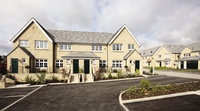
(1, 75, 198, 111)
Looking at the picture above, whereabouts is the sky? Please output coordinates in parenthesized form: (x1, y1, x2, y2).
(0, 0, 200, 55)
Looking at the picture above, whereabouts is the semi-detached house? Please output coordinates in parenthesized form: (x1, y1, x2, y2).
(7, 18, 143, 76)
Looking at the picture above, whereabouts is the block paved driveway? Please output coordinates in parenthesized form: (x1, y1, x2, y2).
(0, 75, 199, 111)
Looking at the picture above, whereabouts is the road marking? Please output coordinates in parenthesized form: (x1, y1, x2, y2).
(0, 95, 25, 98)
(1, 86, 43, 111)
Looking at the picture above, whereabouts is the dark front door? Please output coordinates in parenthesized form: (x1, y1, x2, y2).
(181, 61, 184, 69)
(11, 58, 18, 73)
(84, 60, 90, 74)
(73, 59, 79, 73)
(135, 60, 140, 71)
(159, 61, 162, 67)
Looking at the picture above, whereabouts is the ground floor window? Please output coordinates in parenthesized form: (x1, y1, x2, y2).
(35, 59, 48, 67)
(99, 60, 106, 67)
(112, 60, 122, 68)
(164, 61, 170, 66)
(56, 60, 63, 68)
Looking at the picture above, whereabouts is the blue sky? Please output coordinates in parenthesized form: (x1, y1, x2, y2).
(0, 0, 200, 55)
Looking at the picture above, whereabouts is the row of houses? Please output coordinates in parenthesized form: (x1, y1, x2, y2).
(142, 43, 200, 70)
(6, 18, 143, 75)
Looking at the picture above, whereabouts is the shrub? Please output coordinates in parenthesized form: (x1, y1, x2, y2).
(134, 69, 140, 76)
(112, 69, 118, 73)
(140, 79, 151, 90)
(46, 75, 59, 83)
(79, 68, 83, 73)
(5, 74, 16, 81)
(127, 86, 137, 94)
(39, 69, 47, 73)
(36, 73, 46, 84)
(117, 70, 123, 79)
(108, 73, 112, 79)
(25, 75, 36, 85)
(150, 67, 153, 74)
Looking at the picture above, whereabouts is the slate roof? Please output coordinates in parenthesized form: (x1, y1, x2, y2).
(177, 56, 200, 61)
(47, 30, 114, 44)
(61, 51, 100, 59)
(142, 46, 160, 56)
(20, 47, 34, 57)
(163, 44, 185, 53)
(123, 50, 135, 60)
(186, 42, 200, 52)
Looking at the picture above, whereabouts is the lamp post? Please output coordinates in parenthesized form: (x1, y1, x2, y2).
(152, 57, 155, 75)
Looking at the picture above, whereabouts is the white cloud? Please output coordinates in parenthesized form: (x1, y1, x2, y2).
(0, 0, 200, 54)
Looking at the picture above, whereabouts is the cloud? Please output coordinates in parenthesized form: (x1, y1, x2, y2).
(0, 0, 200, 54)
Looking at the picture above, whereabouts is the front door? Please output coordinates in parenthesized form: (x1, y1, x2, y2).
(181, 61, 184, 69)
(11, 58, 18, 73)
(84, 60, 90, 74)
(73, 59, 79, 73)
(159, 61, 162, 67)
(135, 60, 140, 71)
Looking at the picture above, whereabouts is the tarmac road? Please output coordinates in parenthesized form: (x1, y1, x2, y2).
(1, 75, 198, 111)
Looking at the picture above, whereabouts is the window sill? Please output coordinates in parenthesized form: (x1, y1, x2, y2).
(112, 51, 124, 53)
(60, 50, 71, 52)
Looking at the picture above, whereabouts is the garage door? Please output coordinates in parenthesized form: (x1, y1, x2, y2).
(187, 61, 198, 69)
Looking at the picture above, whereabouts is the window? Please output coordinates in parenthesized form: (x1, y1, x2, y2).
(19, 40, 28, 47)
(113, 44, 122, 51)
(35, 59, 48, 67)
(35, 41, 48, 49)
(158, 55, 161, 58)
(99, 60, 106, 67)
(56, 60, 63, 68)
(164, 61, 170, 66)
(128, 44, 134, 50)
(184, 53, 191, 57)
(92, 45, 102, 51)
(130, 60, 134, 64)
(165, 53, 170, 58)
(112, 60, 122, 68)
(60, 44, 71, 51)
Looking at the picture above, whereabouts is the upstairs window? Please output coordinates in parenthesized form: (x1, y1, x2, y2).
(19, 40, 28, 47)
(184, 53, 191, 57)
(165, 53, 170, 58)
(92, 45, 102, 51)
(60, 44, 71, 51)
(113, 44, 122, 51)
(35, 41, 48, 49)
(128, 44, 134, 50)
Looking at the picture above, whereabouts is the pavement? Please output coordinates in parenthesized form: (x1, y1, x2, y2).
(0, 75, 198, 111)
(144, 68, 200, 79)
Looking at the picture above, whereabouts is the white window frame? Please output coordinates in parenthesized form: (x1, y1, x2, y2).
(99, 60, 106, 67)
(60, 44, 71, 51)
(112, 60, 122, 68)
(35, 59, 48, 68)
(92, 45, 102, 52)
(35, 41, 48, 49)
(184, 53, 191, 57)
(19, 40, 28, 47)
(165, 53, 170, 58)
(113, 44, 123, 51)
(164, 61, 170, 66)
(128, 44, 134, 50)
(56, 60, 63, 68)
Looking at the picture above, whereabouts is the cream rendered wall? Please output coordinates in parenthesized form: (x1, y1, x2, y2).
(127, 51, 143, 74)
(107, 28, 140, 70)
(180, 47, 191, 58)
(154, 46, 178, 68)
(12, 22, 54, 72)
(7, 48, 30, 73)
(55, 43, 107, 73)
